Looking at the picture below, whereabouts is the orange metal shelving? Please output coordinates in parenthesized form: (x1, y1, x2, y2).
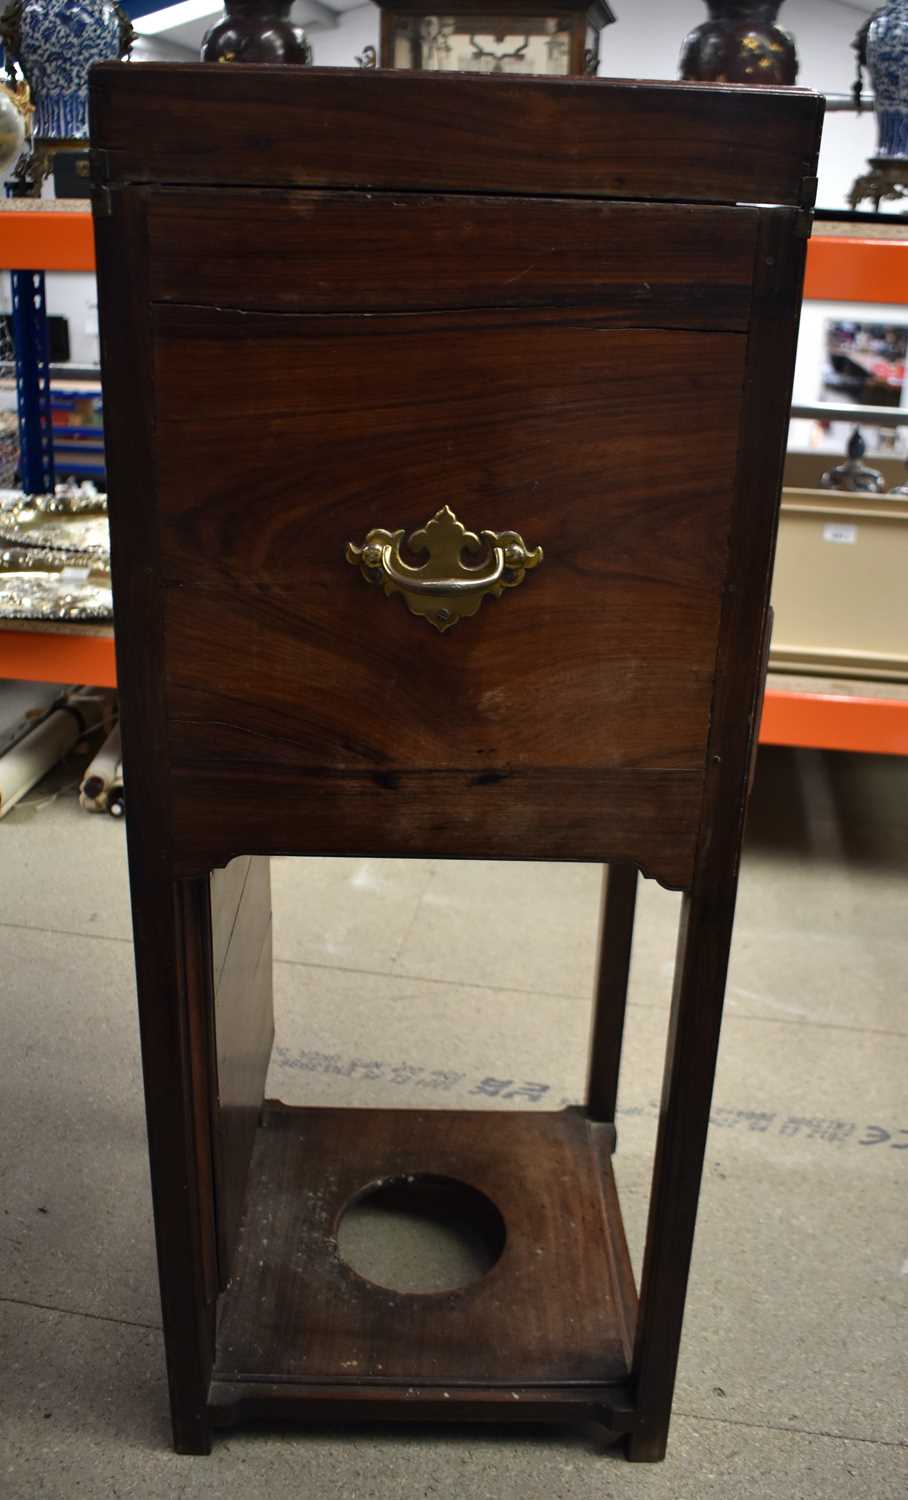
(0, 207, 95, 273)
(804, 233, 908, 307)
(0, 628, 117, 688)
(761, 685, 908, 756)
(2, 207, 106, 685)
(2, 212, 908, 743)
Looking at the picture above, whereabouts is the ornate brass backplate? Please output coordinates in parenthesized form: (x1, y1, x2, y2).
(345, 505, 543, 633)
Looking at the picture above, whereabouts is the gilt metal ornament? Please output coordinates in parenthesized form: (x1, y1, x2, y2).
(346, 504, 543, 633)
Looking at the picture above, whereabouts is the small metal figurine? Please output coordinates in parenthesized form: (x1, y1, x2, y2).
(820, 428, 886, 494)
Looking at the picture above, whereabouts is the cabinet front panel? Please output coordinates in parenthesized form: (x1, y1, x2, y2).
(145, 183, 756, 878)
(155, 310, 744, 781)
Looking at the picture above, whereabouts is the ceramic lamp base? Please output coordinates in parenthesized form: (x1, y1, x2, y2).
(875, 109, 908, 159)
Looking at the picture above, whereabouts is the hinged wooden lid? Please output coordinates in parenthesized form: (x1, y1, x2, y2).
(89, 64, 823, 208)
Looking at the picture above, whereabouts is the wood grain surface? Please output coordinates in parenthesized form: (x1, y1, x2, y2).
(168, 765, 704, 887)
(208, 1378, 636, 1433)
(153, 308, 744, 873)
(148, 190, 757, 326)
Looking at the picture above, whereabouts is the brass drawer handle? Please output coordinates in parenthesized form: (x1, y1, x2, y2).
(346, 505, 542, 633)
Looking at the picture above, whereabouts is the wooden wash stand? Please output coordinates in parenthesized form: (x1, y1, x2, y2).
(90, 65, 823, 1459)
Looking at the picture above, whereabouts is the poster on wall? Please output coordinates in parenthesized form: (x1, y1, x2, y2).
(789, 303, 908, 460)
(821, 321, 906, 451)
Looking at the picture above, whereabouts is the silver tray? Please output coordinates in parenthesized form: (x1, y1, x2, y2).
(0, 546, 113, 622)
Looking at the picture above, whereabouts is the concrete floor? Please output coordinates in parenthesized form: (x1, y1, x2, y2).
(0, 744, 906, 1498)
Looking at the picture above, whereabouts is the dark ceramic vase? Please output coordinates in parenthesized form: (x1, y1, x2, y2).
(680, 1, 798, 86)
(201, 0, 311, 63)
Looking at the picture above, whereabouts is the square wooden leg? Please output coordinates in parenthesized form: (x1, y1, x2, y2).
(132, 858, 273, 1453)
(131, 874, 216, 1454)
(586, 864, 638, 1124)
(630, 851, 744, 1455)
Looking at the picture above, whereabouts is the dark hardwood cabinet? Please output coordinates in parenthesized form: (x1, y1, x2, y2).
(90, 64, 823, 1459)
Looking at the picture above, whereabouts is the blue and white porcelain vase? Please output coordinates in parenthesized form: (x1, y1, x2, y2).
(0, 0, 132, 142)
(864, 1, 908, 162)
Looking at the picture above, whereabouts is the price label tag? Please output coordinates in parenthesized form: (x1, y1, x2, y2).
(822, 523, 858, 546)
(61, 566, 91, 581)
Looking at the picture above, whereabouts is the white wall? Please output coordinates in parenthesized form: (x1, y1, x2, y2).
(779, 1, 878, 210)
(310, 3, 379, 67)
(0, 271, 98, 372)
(310, 0, 880, 211)
(42, 273, 99, 367)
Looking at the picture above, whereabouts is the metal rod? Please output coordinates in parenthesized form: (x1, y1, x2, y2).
(791, 402, 908, 429)
(822, 92, 874, 113)
(49, 364, 101, 380)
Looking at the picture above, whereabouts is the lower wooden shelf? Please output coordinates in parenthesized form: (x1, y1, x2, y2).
(209, 1103, 637, 1432)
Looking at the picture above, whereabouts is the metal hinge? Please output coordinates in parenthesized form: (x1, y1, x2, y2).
(796, 172, 818, 238)
(92, 184, 113, 218)
(795, 209, 815, 240)
(799, 174, 819, 212)
(89, 148, 113, 217)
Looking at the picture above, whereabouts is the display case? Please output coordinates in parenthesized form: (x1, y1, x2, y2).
(373, 0, 613, 74)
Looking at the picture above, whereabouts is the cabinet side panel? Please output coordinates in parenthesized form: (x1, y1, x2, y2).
(631, 208, 812, 1460)
(94, 185, 215, 1453)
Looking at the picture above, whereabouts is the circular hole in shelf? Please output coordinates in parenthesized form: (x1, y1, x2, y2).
(336, 1175, 506, 1295)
